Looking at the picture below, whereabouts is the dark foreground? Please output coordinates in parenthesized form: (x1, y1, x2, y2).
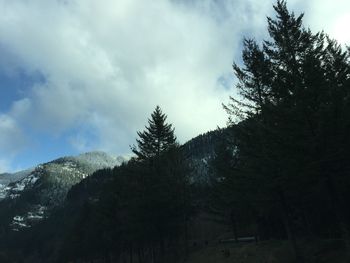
(183, 239, 347, 263)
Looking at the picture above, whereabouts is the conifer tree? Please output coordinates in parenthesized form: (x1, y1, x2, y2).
(129, 106, 191, 260)
(223, 0, 350, 261)
(131, 106, 177, 160)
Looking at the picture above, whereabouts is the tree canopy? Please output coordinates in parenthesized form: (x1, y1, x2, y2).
(219, 0, 350, 261)
(131, 106, 177, 160)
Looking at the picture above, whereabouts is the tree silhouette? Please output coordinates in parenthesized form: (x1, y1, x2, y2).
(223, 0, 350, 261)
(131, 106, 177, 160)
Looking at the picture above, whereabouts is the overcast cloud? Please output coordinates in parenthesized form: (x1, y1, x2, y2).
(0, 0, 349, 172)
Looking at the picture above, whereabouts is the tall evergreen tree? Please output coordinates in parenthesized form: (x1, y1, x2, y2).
(132, 106, 177, 160)
(222, 0, 350, 261)
(129, 106, 192, 261)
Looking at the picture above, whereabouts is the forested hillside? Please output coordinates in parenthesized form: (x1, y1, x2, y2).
(0, 1, 349, 262)
(212, 1, 350, 262)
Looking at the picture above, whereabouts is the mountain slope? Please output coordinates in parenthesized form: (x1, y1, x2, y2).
(0, 168, 35, 199)
(0, 151, 124, 231)
(0, 129, 230, 262)
(182, 128, 232, 185)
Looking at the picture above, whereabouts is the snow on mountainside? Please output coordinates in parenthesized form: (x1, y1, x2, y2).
(182, 129, 227, 185)
(0, 168, 35, 199)
(72, 151, 125, 171)
(0, 130, 226, 233)
(0, 151, 125, 231)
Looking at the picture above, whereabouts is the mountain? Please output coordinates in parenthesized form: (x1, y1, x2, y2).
(0, 130, 223, 230)
(0, 129, 229, 263)
(182, 128, 232, 185)
(0, 168, 35, 199)
(63, 129, 225, 211)
(0, 151, 125, 231)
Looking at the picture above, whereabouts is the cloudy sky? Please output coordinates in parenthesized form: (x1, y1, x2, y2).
(0, 0, 349, 172)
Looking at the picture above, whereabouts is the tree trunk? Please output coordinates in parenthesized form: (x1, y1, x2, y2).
(278, 190, 305, 263)
(104, 249, 111, 263)
(129, 243, 133, 263)
(230, 209, 239, 243)
(161, 238, 166, 261)
(325, 173, 350, 258)
(184, 216, 189, 258)
(137, 247, 142, 263)
(301, 207, 314, 238)
(151, 244, 156, 263)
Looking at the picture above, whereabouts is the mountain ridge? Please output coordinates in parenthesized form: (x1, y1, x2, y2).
(0, 151, 125, 231)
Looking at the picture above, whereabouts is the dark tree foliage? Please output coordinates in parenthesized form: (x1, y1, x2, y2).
(0, 107, 193, 263)
(127, 106, 191, 261)
(132, 106, 177, 160)
(59, 107, 192, 263)
(217, 0, 350, 262)
(2, 2, 350, 263)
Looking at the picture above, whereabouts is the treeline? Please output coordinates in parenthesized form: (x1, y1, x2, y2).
(0, 107, 214, 263)
(210, 1, 350, 262)
(0, 1, 349, 262)
(28, 106, 193, 263)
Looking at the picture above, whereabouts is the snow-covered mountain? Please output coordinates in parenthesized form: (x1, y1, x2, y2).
(0, 151, 125, 231)
(0, 129, 225, 232)
(0, 168, 35, 199)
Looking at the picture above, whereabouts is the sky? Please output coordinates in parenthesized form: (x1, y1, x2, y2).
(0, 0, 349, 172)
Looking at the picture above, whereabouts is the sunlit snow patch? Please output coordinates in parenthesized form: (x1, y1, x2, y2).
(7, 173, 40, 199)
(11, 216, 29, 231)
(10, 205, 47, 231)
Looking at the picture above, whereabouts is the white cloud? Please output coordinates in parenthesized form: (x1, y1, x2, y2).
(0, 0, 240, 154)
(303, 0, 350, 45)
(0, 114, 27, 172)
(0, 159, 11, 174)
(0, 0, 348, 161)
(0, 114, 26, 154)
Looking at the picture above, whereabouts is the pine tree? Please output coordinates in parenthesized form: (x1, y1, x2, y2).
(223, 0, 350, 261)
(131, 106, 177, 160)
(129, 106, 191, 260)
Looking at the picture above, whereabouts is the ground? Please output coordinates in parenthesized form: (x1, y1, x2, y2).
(182, 239, 348, 263)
